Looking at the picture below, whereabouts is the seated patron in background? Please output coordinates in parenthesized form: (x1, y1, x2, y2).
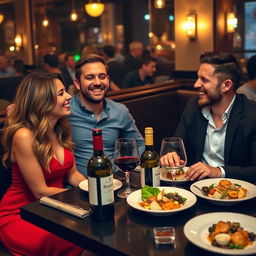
(0, 55, 15, 77)
(123, 41, 143, 72)
(13, 59, 26, 76)
(237, 54, 256, 101)
(102, 44, 126, 90)
(69, 54, 144, 175)
(122, 55, 157, 89)
(61, 53, 76, 91)
(0, 73, 93, 256)
(43, 54, 61, 74)
(161, 52, 256, 183)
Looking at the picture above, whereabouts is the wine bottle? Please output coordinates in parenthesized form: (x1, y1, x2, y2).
(87, 129, 114, 221)
(140, 127, 160, 187)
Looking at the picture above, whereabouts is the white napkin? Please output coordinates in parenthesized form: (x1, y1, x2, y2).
(40, 196, 90, 219)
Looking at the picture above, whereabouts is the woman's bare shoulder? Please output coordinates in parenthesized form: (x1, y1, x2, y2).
(13, 127, 33, 144)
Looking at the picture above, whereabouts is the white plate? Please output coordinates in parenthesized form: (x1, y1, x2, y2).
(184, 212, 256, 255)
(79, 179, 122, 192)
(190, 178, 256, 205)
(126, 186, 197, 216)
(160, 167, 189, 184)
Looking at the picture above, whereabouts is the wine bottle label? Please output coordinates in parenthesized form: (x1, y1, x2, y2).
(141, 166, 160, 187)
(88, 174, 114, 206)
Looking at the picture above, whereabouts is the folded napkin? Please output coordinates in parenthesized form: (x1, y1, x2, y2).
(40, 196, 90, 219)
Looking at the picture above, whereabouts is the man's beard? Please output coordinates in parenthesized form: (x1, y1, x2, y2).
(198, 84, 222, 108)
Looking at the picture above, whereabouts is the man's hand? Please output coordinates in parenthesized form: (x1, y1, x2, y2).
(160, 152, 185, 168)
(185, 162, 221, 181)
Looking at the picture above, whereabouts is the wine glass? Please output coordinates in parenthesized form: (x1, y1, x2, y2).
(114, 138, 140, 198)
(160, 137, 187, 187)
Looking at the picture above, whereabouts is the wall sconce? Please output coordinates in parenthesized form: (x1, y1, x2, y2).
(84, 0, 104, 17)
(226, 12, 237, 33)
(154, 0, 166, 9)
(0, 12, 4, 24)
(184, 13, 197, 39)
(15, 34, 22, 50)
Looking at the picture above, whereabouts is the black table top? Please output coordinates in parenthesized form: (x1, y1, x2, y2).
(20, 184, 256, 256)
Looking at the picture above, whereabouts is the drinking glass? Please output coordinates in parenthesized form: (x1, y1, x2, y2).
(160, 137, 187, 187)
(114, 138, 140, 198)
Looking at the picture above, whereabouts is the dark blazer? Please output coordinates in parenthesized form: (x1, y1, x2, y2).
(175, 94, 256, 182)
(61, 66, 74, 90)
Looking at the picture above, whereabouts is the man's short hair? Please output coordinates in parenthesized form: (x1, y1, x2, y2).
(43, 54, 59, 68)
(246, 55, 256, 81)
(140, 55, 157, 68)
(200, 52, 241, 90)
(129, 41, 143, 52)
(75, 54, 107, 80)
(103, 45, 115, 58)
(64, 53, 74, 62)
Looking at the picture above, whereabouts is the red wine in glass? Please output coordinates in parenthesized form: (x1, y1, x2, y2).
(114, 156, 140, 173)
(114, 138, 140, 198)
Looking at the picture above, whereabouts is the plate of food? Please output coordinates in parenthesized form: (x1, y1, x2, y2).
(190, 178, 256, 205)
(79, 179, 122, 192)
(126, 185, 197, 216)
(184, 212, 256, 255)
(160, 167, 189, 184)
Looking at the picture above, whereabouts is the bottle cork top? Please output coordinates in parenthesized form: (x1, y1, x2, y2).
(145, 127, 153, 134)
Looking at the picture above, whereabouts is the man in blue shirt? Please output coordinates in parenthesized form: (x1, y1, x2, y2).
(69, 54, 144, 176)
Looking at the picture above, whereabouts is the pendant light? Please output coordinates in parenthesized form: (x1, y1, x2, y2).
(154, 0, 166, 9)
(84, 0, 104, 17)
(70, 0, 78, 21)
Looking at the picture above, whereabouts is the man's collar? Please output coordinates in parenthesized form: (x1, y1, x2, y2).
(202, 95, 236, 121)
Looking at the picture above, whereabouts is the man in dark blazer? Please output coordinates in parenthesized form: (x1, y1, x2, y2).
(161, 52, 256, 183)
(61, 53, 76, 91)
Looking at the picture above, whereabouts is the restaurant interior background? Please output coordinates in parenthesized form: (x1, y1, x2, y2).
(0, 0, 256, 74)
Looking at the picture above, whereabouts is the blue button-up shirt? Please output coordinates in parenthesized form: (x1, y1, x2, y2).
(69, 94, 145, 176)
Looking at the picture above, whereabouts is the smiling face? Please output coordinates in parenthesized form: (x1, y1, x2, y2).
(74, 62, 109, 104)
(49, 79, 72, 119)
(194, 63, 223, 108)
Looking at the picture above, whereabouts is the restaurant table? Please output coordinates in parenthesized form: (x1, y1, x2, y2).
(20, 182, 256, 256)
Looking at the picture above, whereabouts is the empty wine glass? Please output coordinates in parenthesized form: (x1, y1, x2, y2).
(160, 137, 187, 187)
(114, 138, 140, 198)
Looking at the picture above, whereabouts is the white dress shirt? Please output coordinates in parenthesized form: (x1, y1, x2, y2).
(201, 95, 236, 177)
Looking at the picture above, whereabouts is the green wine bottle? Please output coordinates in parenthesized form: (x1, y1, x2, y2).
(140, 127, 160, 187)
(87, 129, 114, 221)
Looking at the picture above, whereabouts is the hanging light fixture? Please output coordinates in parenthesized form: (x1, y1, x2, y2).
(15, 34, 23, 50)
(70, 0, 78, 21)
(42, 16, 49, 27)
(154, 0, 166, 9)
(84, 0, 104, 17)
(0, 12, 4, 24)
(42, 0, 49, 27)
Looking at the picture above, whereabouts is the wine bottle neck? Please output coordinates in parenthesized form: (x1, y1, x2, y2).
(145, 134, 154, 146)
(93, 135, 103, 152)
(145, 145, 155, 151)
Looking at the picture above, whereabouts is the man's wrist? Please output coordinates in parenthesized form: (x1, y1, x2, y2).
(217, 166, 225, 178)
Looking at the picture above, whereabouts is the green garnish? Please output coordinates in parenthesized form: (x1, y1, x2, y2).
(141, 185, 160, 201)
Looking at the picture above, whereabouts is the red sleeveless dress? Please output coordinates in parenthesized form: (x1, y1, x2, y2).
(0, 148, 83, 256)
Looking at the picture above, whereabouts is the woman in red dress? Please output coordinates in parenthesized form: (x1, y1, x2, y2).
(0, 73, 93, 256)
